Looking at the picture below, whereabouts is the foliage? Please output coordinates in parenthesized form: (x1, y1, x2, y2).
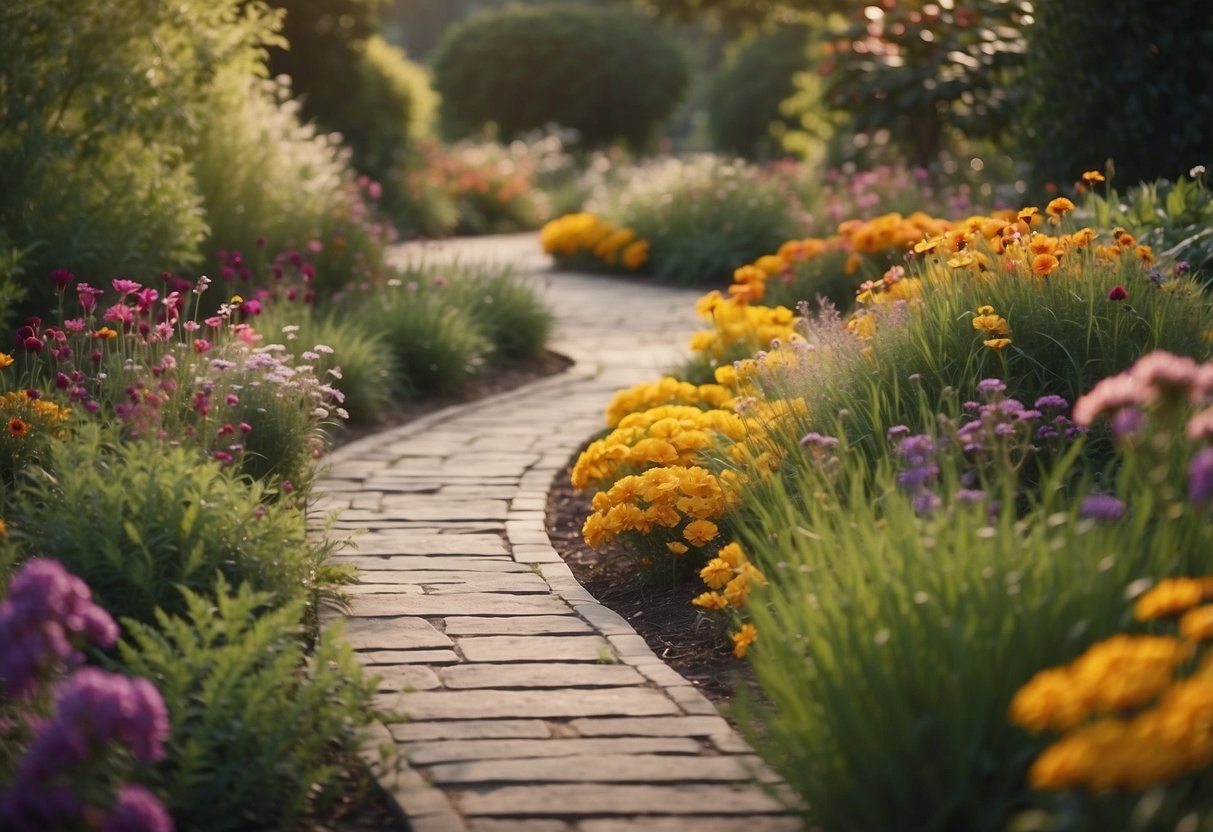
(429, 5, 690, 148)
(818, 0, 1032, 166)
(5, 426, 326, 625)
(191, 72, 353, 270)
(1019, 0, 1213, 189)
(587, 154, 808, 284)
(0, 0, 281, 311)
(345, 276, 491, 398)
(439, 267, 555, 363)
(118, 579, 382, 832)
(706, 25, 810, 159)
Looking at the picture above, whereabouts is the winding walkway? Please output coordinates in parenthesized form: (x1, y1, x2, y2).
(316, 233, 800, 832)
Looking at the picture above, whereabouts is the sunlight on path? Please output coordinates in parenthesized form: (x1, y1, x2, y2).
(318, 232, 802, 832)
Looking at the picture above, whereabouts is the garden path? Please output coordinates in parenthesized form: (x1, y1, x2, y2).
(316, 233, 800, 832)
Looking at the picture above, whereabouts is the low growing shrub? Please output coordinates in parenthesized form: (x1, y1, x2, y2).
(118, 578, 382, 832)
(5, 426, 327, 624)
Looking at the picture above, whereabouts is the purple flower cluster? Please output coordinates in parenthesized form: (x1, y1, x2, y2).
(0, 559, 118, 698)
(891, 431, 942, 516)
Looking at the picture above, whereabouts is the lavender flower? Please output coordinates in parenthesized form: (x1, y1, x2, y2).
(1079, 494, 1126, 522)
(976, 378, 1006, 397)
(98, 785, 173, 832)
(0, 559, 117, 698)
(1189, 447, 1213, 506)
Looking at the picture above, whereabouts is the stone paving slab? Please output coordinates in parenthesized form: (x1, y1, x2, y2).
(323, 232, 801, 831)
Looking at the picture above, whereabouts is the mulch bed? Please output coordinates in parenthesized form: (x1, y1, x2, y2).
(545, 457, 759, 709)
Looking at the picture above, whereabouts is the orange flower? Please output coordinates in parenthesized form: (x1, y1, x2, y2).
(0, 352, 12, 369)
(731, 623, 758, 658)
(1135, 245, 1155, 265)
(1082, 170, 1106, 185)
(984, 338, 1013, 351)
(92, 327, 118, 340)
(1032, 253, 1061, 276)
(7, 418, 29, 437)
(1046, 197, 1076, 222)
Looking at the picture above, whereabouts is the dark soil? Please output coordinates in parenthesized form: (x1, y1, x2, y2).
(545, 457, 760, 710)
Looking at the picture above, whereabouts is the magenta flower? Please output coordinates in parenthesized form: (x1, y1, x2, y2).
(1190, 447, 1213, 506)
(98, 785, 173, 832)
(49, 269, 75, 291)
(111, 279, 142, 296)
(1107, 285, 1128, 301)
(1079, 493, 1126, 521)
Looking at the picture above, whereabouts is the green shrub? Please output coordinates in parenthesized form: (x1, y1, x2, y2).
(346, 279, 491, 397)
(706, 25, 810, 159)
(118, 579, 382, 832)
(6, 427, 326, 623)
(591, 154, 807, 284)
(345, 35, 437, 180)
(1019, 0, 1213, 188)
(192, 72, 352, 268)
(0, 0, 280, 314)
(440, 266, 554, 363)
(429, 5, 689, 148)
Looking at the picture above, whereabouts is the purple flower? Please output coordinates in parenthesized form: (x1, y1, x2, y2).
(0, 560, 118, 698)
(0, 783, 82, 832)
(912, 491, 942, 516)
(954, 488, 986, 503)
(99, 785, 173, 832)
(976, 378, 1007, 397)
(1110, 407, 1145, 440)
(799, 432, 840, 453)
(1034, 394, 1069, 411)
(1079, 494, 1126, 522)
(885, 425, 911, 442)
(1189, 447, 1213, 506)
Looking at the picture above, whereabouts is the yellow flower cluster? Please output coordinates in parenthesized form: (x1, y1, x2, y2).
(539, 212, 650, 270)
(0, 390, 71, 436)
(570, 405, 746, 492)
(972, 304, 1013, 351)
(689, 290, 799, 359)
(694, 541, 767, 611)
(581, 465, 736, 552)
(604, 376, 735, 428)
(1010, 576, 1213, 792)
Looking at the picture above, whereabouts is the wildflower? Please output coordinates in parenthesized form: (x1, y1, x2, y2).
(93, 328, 118, 341)
(972, 308, 1010, 337)
(192, 339, 211, 354)
(0, 352, 12, 369)
(699, 558, 734, 590)
(98, 784, 173, 832)
(731, 623, 758, 658)
(1188, 447, 1213, 505)
(1179, 605, 1213, 642)
(683, 519, 719, 547)
(984, 338, 1013, 351)
(7, 418, 29, 437)
(692, 591, 728, 611)
(1046, 197, 1076, 222)
(723, 574, 750, 607)
(1079, 494, 1125, 521)
(1032, 253, 1061, 276)
(1082, 170, 1105, 185)
(1133, 577, 1213, 621)
(1107, 285, 1128, 301)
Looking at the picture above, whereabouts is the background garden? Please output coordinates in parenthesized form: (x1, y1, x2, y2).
(2, 0, 1212, 830)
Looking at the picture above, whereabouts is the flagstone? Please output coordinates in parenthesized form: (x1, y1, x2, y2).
(439, 663, 643, 690)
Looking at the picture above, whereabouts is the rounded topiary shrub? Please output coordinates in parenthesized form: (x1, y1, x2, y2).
(429, 5, 689, 148)
(707, 25, 811, 159)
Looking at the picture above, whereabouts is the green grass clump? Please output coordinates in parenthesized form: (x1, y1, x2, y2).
(440, 266, 554, 363)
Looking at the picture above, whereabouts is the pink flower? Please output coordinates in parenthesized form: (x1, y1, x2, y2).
(111, 278, 142, 295)
(1107, 285, 1128, 301)
(192, 339, 211, 354)
(213, 451, 233, 464)
(76, 284, 104, 314)
(49, 269, 75, 291)
(63, 318, 86, 334)
(103, 303, 135, 326)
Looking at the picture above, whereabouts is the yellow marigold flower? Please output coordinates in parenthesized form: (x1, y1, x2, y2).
(1032, 253, 1061, 276)
(717, 542, 746, 568)
(700, 557, 734, 590)
(984, 338, 1013, 351)
(692, 591, 728, 611)
(667, 541, 689, 556)
(93, 327, 118, 340)
(1068, 228, 1097, 247)
(741, 562, 768, 586)
(1071, 635, 1191, 713)
(683, 519, 719, 548)
(731, 623, 758, 658)
(1179, 604, 1213, 642)
(846, 313, 875, 340)
(1010, 667, 1090, 733)
(723, 573, 750, 608)
(972, 310, 1010, 337)
(1134, 577, 1212, 620)
(1082, 170, 1106, 185)
(0, 352, 12, 369)
(1028, 721, 1118, 790)
(1046, 197, 1076, 220)
(753, 255, 786, 276)
(1017, 206, 1040, 223)
(1135, 244, 1155, 265)
(713, 365, 737, 387)
(621, 240, 649, 270)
